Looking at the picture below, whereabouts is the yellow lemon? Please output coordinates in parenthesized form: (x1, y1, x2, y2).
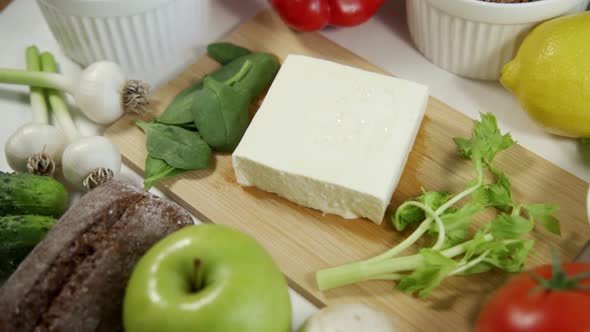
(500, 11, 590, 138)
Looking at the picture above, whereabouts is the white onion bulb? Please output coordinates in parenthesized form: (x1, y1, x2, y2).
(0, 60, 149, 125)
(61, 136, 121, 190)
(5, 123, 68, 175)
(298, 303, 398, 332)
(72, 61, 149, 124)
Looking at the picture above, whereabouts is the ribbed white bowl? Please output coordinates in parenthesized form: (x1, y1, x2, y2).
(37, 0, 209, 75)
(406, 0, 589, 80)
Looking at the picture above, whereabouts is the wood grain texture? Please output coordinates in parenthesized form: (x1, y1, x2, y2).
(105, 10, 590, 332)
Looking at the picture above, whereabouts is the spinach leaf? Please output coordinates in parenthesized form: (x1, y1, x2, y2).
(137, 121, 211, 170)
(157, 52, 279, 125)
(231, 53, 280, 100)
(176, 122, 199, 131)
(143, 155, 186, 190)
(193, 77, 251, 152)
(156, 55, 258, 125)
(156, 85, 199, 125)
(207, 42, 251, 65)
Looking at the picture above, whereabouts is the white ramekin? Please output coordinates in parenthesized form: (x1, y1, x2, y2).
(37, 0, 209, 77)
(406, 0, 589, 80)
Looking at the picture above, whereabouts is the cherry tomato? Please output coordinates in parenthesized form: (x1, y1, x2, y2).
(269, 0, 385, 31)
(270, 0, 330, 32)
(328, 0, 385, 27)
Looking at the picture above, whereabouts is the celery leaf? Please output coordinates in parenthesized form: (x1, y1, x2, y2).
(523, 204, 561, 235)
(484, 171, 513, 211)
(396, 249, 458, 297)
(453, 113, 514, 166)
(393, 190, 450, 231)
(462, 238, 534, 274)
(487, 214, 534, 239)
(427, 202, 484, 247)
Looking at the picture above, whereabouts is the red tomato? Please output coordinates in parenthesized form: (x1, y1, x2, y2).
(476, 263, 590, 332)
(269, 0, 330, 32)
(269, 0, 385, 31)
(328, 0, 385, 27)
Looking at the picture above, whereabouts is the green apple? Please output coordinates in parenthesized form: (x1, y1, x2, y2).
(123, 224, 292, 332)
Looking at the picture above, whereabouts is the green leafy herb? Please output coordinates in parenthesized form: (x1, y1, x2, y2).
(439, 202, 484, 233)
(462, 236, 534, 274)
(394, 190, 450, 231)
(192, 62, 252, 152)
(157, 50, 279, 125)
(175, 122, 199, 131)
(397, 249, 458, 297)
(487, 214, 534, 239)
(139, 43, 280, 189)
(524, 204, 561, 235)
(482, 171, 513, 211)
(137, 121, 211, 170)
(157, 56, 254, 125)
(453, 113, 514, 165)
(428, 202, 485, 248)
(156, 85, 202, 125)
(228, 52, 280, 100)
(207, 42, 251, 65)
(316, 113, 561, 296)
(143, 155, 187, 190)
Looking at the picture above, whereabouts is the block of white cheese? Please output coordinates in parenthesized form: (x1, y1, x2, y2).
(232, 55, 428, 224)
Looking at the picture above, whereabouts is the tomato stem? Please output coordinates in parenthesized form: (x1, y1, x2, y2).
(528, 249, 590, 293)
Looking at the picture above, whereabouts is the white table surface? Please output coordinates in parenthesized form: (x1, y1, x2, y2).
(1, 0, 589, 330)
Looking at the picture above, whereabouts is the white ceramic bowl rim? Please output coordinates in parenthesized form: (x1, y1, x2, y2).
(426, 0, 586, 24)
(37, 0, 177, 17)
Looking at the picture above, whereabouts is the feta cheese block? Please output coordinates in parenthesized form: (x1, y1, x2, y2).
(232, 55, 429, 224)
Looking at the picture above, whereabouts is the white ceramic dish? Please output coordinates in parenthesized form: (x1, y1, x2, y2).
(37, 0, 209, 79)
(406, 0, 589, 80)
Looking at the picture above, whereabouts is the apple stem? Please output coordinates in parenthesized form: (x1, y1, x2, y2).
(193, 258, 204, 292)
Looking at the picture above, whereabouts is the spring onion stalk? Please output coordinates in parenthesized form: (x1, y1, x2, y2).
(27, 46, 48, 124)
(0, 59, 149, 125)
(4, 46, 68, 175)
(40, 52, 121, 191)
(40, 53, 79, 142)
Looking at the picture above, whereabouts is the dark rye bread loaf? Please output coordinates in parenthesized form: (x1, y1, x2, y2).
(0, 181, 193, 332)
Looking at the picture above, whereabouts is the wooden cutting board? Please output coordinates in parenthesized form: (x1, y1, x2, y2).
(106, 10, 590, 331)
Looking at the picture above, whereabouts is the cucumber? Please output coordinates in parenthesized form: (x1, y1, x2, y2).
(0, 172, 68, 217)
(0, 215, 56, 280)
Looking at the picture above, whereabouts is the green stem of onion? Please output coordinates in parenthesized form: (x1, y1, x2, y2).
(25, 46, 49, 124)
(0, 67, 74, 93)
(39, 52, 79, 142)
